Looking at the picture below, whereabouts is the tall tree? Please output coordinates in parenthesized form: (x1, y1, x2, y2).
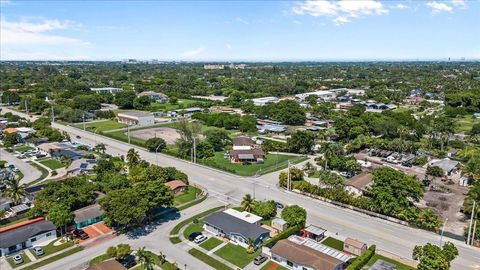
(412, 242, 458, 270)
(126, 148, 140, 167)
(241, 194, 254, 212)
(4, 178, 27, 204)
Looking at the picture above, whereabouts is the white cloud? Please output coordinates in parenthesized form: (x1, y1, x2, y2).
(235, 17, 249, 25)
(425, 1, 453, 13)
(293, 20, 302, 25)
(0, 18, 87, 45)
(394, 3, 410, 9)
(181, 47, 206, 58)
(292, 0, 388, 24)
(226, 44, 232, 49)
(451, 0, 467, 9)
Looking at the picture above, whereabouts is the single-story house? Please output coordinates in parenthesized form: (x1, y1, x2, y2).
(429, 158, 460, 176)
(203, 211, 269, 248)
(86, 259, 127, 270)
(228, 149, 265, 163)
(223, 209, 262, 225)
(257, 124, 287, 134)
(0, 197, 13, 211)
(271, 236, 350, 270)
(232, 136, 256, 150)
(90, 87, 123, 94)
(73, 204, 105, 229)
(66, 159, 98, 176)
(343, 238, 367, 256)
(167, 107, 203, 118)
(165, 180, 188, 195)
(117, 112, 154, 127)
(272, 218, 288, 232)
(51, 149, 88, 161)
(138, 91, 169, 103)
(344, 173, 374, 197)
(0, 217, 56, 257)
(251, 97, 279, 106)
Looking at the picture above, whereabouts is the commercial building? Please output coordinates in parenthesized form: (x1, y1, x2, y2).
(117, 112, 155, 127)
(90, 87, 123, 94)
(295, 90, 336, 101)
(73, 204, 105, 229)
(251, 97, 279, 106)
(204, 210, 269, 248)
(0, 217, 56, 256)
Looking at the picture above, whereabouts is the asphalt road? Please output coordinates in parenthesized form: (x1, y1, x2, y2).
(0, 148, 41, 185)
(3, 107, 480, 270)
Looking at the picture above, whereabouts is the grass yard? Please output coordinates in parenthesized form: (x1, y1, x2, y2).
(260, 261, 289, 270)
(188, 248, 234, 270)
(22, 246, 83, 270)
(454, 115, 480, 133)
(174, 186, 202, 205)
(7, 252, 31, 268)
(169, 207, 223, 244)
(73, 120, 126, 132)
(39, 159, 65, 170)
(104, 129, 147, 147)
(321, 237, 344, 251)
(89, 253, 112, 265)
(15, 145, 34, 153)
(182, 221, 204, 239)
(30, 240, 75, 259)
(28, 161, 49, 183)
(203, 152, 307, 176)
(199, 237, 223, 251)
(213, 243, 259, 268)
(366, 254, 416, 270)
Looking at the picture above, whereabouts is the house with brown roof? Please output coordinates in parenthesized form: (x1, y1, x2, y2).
(344, 173, 374, 197)
(229, 149, 265, 164)
(270, 237, 348, 270)
(165, 180, 187, 195)
(232, 136, 256, 150)
(86, 259, 127, 270)
(343, 238, 367, 256)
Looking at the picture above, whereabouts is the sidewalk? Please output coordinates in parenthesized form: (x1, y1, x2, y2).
(17, 244, 80, 270)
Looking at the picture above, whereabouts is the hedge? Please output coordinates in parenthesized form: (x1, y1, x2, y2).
(346, 245, 376, 270)
(262, 226, 300, 248)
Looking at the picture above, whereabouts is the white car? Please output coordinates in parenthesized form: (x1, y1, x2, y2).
(12, 255, 23, 264)
(194, 235, 207, 244)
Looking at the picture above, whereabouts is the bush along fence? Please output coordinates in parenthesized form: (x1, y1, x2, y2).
(346, 245, 376, 270)
(262, 226, 301, 248)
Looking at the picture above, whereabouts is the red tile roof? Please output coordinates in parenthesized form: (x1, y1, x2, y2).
(165, 180, 187, 190)
(0, 217, 46, 233)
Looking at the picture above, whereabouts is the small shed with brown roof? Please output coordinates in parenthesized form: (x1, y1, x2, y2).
(165, 180, 187, 195)
(86, 259, 127, 270)
(271, 239, 344, 270)
(344, 238, 367, 256)
(344, 173, 374, 197)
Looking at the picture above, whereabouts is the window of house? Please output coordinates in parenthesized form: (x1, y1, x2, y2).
(31, 237, 37, 242)
(8, 245, 17, 252)
(287, 261, 293, 267)
(46, 232, 52, 237)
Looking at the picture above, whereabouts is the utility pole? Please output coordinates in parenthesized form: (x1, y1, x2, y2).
(82, 113, 86, 131)
(467, 200, 476, 245)
(287, 160, 291, 191)
(155, 144, 162, 166)
(193, 137, 196, 163)
(51, 106, 55, 122)
(439, 218, 448, 247)
(127, 124, 131, 144)
(471, 220, 477, 245)
(25, 99, 28, 114)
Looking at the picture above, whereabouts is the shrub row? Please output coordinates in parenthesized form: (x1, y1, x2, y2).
(262, 226, 300, 248)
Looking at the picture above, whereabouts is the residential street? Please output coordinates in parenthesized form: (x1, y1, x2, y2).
(0, 147, 41, 185)
(2, 107, 480, 270)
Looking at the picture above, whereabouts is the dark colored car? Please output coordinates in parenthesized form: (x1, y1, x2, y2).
(275, 202, 284, 209)
(188, 232, 203, 241)
(253, 255, 267, 265)
(74, 229, 89, 240)
(402, 162, 413, 167)
(120, 254, 136, 268)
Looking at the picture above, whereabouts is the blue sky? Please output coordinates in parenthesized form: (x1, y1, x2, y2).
(1, 0, 479, 61)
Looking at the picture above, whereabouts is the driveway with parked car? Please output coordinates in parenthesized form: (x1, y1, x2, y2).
(0, 148, 42, 185)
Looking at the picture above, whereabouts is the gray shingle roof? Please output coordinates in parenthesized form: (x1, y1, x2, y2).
(0, 220, 56, 248)
(204, 212, 269, 240)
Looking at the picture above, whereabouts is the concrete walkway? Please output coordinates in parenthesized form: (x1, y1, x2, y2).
(16, 243, 79, 270)
(206, 241, 227, 255)
(23, 249, 37, 262)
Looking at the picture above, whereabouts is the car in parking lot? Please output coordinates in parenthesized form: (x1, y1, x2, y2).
(32, 246, 44, 256)
(74, 229, 89, 240)
(254, 255, 267, 265)
(194, 235, 207, 244)
(188, 232, 203, 241)
(12, 254, 24, 264)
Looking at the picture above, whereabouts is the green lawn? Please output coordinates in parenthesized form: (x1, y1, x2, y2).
(188, 248, 234, 270)
(199, 237, 223, 251)
(39, 159, 64, 170)
(174, 186, 202, 205)
(29, 240, 75, 259)
(104, 129, 147, 147)
(213, 243, 259, 268)
(366, 254, 416, 270)
(22, 246, 83, 270)
(202, 152, 307, 176)
(454, 115, 480, 133)
(260, 261, 289, 270)
(261, 218, 273, 226)
(182, 221, 204, 239)
(15, 145, 34, 153)
(7, 252, 31, 268)
(321, 237, 344, 251)
(73, 120, 126, 132)
(89, 253, 112, 265)
(28, 161, 49, 183)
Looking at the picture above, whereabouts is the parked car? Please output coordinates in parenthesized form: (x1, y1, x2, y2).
(120, 254, 136, 268)
(275, 202, 284, 209)
(12, 255, 24, 264)
(32, 246, 44, 256)
(188, 232, 203, 241)
(194, 235, 207, 244)
(254, 255, 267, 265)
(74, 229, 89, 240)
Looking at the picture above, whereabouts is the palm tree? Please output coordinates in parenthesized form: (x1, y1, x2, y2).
(320, 143, 334, 171)
(126, 148, 140, 167)
(136, 247, 154, 270)
(4, 178, 27, 205)
(95, 143, 106, 153)
(241, 194, 254, 212)
(158, 251, 166, 264)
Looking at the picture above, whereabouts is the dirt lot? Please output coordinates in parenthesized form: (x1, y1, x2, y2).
(128, 127, 181, 145)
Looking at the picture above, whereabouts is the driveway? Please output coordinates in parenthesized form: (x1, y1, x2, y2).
(0, 148, 41, 185)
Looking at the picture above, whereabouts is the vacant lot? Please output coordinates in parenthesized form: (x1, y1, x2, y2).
(73, 120, 126, 132)
(129, 127, 181, 145)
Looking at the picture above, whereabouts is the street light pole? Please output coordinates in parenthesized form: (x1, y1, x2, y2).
(82, 113, 86, 131)
(287, 160, 291, 191)
(127, 124, 131, 144)
(155, 144, 162, 166)
(467, 200, 477, 245)
(439, 218, 448, 247)
(471, 220, 477, 245)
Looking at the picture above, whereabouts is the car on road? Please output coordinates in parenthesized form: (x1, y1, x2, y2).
(188, 232, 203, 241)
(253, 255, 267, 265)
(12, 255, 24, 264)
(32, 246, 44, 256)
(194, 235, 207, 244)
(275, 201, 284, 209)
(76, 135, 81, 139)
(74, 229, 89, 240)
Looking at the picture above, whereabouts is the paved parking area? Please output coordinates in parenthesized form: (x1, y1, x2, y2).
(77, 222, 112, 243)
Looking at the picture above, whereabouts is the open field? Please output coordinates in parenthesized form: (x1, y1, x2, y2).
(129, 127, 181, 144)
(73, 120, 126, 132)
(454, 115, 479, 133)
